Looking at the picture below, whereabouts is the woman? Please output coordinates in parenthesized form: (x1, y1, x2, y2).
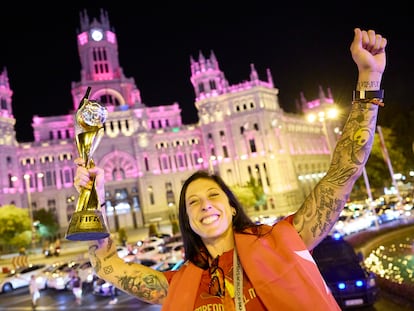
(74, 28, 387, 310)
(70, 270, 82, 305)
(29, 274, 40, 309)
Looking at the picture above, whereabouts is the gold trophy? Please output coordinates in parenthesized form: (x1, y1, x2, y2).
(66, 87, 109, 241)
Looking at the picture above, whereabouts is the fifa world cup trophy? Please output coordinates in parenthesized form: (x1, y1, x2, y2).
(66, 87, 109, 241)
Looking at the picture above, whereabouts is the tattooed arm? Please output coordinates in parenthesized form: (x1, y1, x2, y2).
(293, 28, 387, 249)
(73, 158, 169, 305)
(88, 236, 169, 304)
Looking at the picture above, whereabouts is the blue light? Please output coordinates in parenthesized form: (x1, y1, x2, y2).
(355, 280, 364, 287)
(338, 282, 346, 290)
(332, 232, 342, 240)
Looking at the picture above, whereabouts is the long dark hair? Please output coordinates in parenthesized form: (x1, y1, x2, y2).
(178, 170, 256, 269)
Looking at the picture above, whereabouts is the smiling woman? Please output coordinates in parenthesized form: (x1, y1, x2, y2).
(75, 27, 387, 310)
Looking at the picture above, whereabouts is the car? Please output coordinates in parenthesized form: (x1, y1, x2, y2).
(136, 236, 166, 248)
(0, 264, 47, 293)
(45, 261, 79, 290)
(45, 259, 94, 291)
(34, 261, 67, 290)
(333, 212, 376, 236)
(134, 245, 165, 262)
(251, 215, 281, 225)
(164, 234, 182, 245)
(116, 246, 130, 258)
(116, 245, 137, 262)
(159, 241, 184, 260)
(312, 234, 379, 309)
(74, 260, 95, 285)
(375, 205, 401, 224)
(150, 232, 172, 241)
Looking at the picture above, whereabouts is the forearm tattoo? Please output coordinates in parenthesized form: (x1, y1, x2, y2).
(357, 81, 381, 89)
(88, 237, 168, 303)
(116, 270, 168, 302)
(295, 102, 378, 239)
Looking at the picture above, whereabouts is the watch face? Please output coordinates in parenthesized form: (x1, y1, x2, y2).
(91, 29, 103, 41)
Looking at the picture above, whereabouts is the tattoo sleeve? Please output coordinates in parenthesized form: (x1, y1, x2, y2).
(88, 236, 169, 304)
(294, 102, 379, 248)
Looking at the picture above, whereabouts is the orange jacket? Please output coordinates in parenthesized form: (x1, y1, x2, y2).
(162, 219, 340, 310)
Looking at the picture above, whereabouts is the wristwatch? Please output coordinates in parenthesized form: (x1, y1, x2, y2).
(353, 90, 384, 101)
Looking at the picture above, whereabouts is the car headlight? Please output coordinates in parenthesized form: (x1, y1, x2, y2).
(355, 280, 364, 287)
(337, 282, 346, 290)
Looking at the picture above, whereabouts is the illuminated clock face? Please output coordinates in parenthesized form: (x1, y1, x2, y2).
(91, 29, 103, 41)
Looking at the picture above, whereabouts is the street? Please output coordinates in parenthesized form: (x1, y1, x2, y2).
(0, 285, 161, 310)
(0, 276, 412, 311)
(1, 221, 414, 310)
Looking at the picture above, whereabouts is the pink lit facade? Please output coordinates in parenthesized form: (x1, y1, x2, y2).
(0, 9, 341, 236)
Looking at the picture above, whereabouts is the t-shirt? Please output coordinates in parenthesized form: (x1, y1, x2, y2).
(162, 220, 340, 311)
(165, 249, 266, 311)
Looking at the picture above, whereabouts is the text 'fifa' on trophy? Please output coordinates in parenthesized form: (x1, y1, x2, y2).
(66, 87, 109, 241)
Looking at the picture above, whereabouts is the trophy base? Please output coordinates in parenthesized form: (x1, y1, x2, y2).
(66, 210, 110, 241)
(66, 231, 110, 241)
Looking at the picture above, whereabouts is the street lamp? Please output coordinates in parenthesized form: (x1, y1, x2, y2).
(23, 174, 36, 249)
(306, 107, 339, 154)
(302, 107, 339, 198)
(22, 173, 44, 249)
(208, 155, 222, 175)
(208, 155, 216, 174)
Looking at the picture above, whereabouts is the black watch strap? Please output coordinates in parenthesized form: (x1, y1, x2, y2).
(353, 90, 384, 101)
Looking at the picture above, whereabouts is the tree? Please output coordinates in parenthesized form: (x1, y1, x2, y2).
(117, 227, 128, 246)
(230, 176, 266, 215)
(33, 208, 60, 242)
(378, 103, 414, 171)
(352, 126, 406, 200)
(230, 185, 256, 214)
(0, 204, 32, 252)
(247, 177, 267, 209)
(171, 219, 180, 235)
(148, 223, 159, 237)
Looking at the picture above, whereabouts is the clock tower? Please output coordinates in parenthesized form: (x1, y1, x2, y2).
(71, 9, 142, 112)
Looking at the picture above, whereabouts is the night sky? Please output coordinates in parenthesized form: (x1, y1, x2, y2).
(0, 3, 411, 142)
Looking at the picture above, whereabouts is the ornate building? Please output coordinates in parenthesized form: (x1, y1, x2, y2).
(0, 9, 341, 236)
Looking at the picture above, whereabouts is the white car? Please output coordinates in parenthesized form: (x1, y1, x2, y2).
(45, 261, 79, 290)
(0, 264, 47, 293)
(116, 246, 130, 258)
(159, 242, 184, 260)
(116, 245, 137, 262)
(75, 260, 95, 285)
(136, 236, 165, 248)
(34, 261, 66, 290)
(46, 259, 95, 291)
(134, 245, 165, 262)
